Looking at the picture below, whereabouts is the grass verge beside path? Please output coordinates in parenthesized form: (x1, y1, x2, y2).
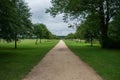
(0, 39, 58, 80)
(65, 40, 120, 80)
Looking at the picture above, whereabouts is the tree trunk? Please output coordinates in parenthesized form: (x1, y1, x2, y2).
(35, 39, 38, 44)
(100, 27, 108, 48)
(14, 34, 17, 49)
(90, 36, 93, 47)
(39, 38, 41, 43)
(99, 2, 108, 48)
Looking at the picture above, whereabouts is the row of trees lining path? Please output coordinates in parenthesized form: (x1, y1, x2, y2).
(47, 0, 120, 49)
(1, 0, 120, 49)
(0, 0, 57, 49)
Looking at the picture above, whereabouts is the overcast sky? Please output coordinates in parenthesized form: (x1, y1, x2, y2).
(25, 0, 76, 36)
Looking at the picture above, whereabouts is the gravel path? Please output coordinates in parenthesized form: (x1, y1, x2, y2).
(23, 40, 103, 80)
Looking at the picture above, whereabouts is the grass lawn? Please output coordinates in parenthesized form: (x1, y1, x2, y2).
(65, 40, 120, 80)
(0, 39, 58, 80)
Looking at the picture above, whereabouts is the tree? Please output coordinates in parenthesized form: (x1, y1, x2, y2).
(41, 25, 50, 39)
(0, 0, 32, 48)
(65, 33, 75, 40)
(109, 14, 120, 40)
(107, 13, 120, 48)
(49, 34, 58, 39)
(14, 0, 32, 48)
(75, 23, 100, 47)
(0, 0, 17, 42)
(33, 23, 51, 44)
(47, 0, 120, 48)
(75, 14, 100, 40)
(33, 24, 43, 44)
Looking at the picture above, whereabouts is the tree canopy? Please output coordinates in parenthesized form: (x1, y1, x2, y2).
(0, 0, 32, 48)
(33, 23, 57, 44)
(47, 0, 120, 48)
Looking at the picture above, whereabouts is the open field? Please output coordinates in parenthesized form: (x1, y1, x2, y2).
(0, 39, 58, 80)
(65, 40, 120, 80)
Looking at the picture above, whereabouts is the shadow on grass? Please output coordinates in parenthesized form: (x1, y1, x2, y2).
(0, 47, 38, 50)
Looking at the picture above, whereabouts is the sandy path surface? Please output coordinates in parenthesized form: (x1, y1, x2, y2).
(23, 40, 103, 80)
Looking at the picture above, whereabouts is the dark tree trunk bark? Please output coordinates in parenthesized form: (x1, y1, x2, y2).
(100, 24, 108, 48)
(39, 38, 41, 43)
(35, 38, 38, 44)
(99, 1, 108, 48)
(35, 36, 39, 45)
(14, 34, 17, 49)
(90, 36, 93, 47)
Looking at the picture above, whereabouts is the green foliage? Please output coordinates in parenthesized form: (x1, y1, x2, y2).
(33, 23, 57, 44)
(65, 40, 120, 80)
(74, 14, 100, 47)
(0, 39, 58, 80)
(16, 0, 32, 37)
(109, 14, 120, 41)
(49, 34, 58, 39)
(0, 0, 32, 48)
(0, 0, 17, 41)
(106, 14, 120, 48)
(47, 0, 120, 48)
(65, 33, 75, 39)
(47, 0, 120, 21)
(33, 24, 43, 38)
(33, 23, 51, 39)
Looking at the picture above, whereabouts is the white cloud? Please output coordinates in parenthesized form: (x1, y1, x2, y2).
(25, 0, 75, 36)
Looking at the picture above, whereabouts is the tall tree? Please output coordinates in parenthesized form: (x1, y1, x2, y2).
(47, 0, 120, 48)
(33, 23, 51, 44)
(0, 0, 17, 42)
(14, 0, 32, 48)
(0, 0, 32, 48)
(33, 24, 43, 44)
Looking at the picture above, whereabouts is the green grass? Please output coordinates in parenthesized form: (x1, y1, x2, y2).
(65, 40, 120, 80)
(0, 39, 58, 80)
